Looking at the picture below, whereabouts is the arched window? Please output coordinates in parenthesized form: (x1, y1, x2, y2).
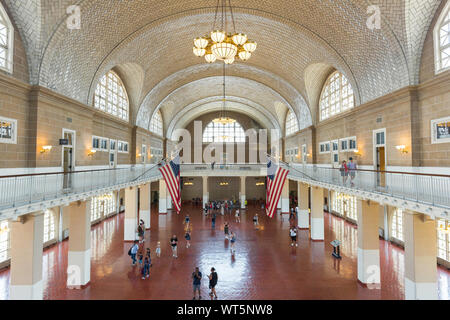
(94, 71, 129, 121)
(285, 110, 299, 136)
(0, 4, 14, 73)
(434, 1, 450, 73)
(319, 71, 354, 121)
(150, 110, 163, 136)
(391, 208, 404, 242)
(203, 120, 245, 143)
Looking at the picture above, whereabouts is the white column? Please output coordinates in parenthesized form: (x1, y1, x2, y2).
(202, 176, 209, 207)
(240, 176, 246, 209)
(298, 182, 309, 229)
(124, 187, 138, 241)
(383, 205, 389, 241)
(139, 183, 151, 229)
(9, 212, 44, 300)
(357, 199, 381, 287)
(404, 212, 438, 300)
(67, 200, 91, 288)
(159, 179, 167, 213)
(310, 186, 324, 240)
(281, 179, 289, 213)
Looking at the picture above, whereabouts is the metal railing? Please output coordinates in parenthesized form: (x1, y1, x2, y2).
(289, 164, 450, 209)
(0, 164, 161, 211)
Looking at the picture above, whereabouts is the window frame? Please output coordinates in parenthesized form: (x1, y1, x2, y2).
(43, 209, 56, 244)
(118, 140, 129, 153)
(149, 110, 164, 137)
(319, 141, 331, 154)
(434, 1, 450, 74)
(202, 120, 246, 143)
(285, 110, 299, 137)
(0, 4, 14, 74)
(319, 71, 355, 121)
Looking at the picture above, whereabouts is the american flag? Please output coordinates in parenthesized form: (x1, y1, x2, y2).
(265, 157, 289, 218)
(158, 155, 181, 214)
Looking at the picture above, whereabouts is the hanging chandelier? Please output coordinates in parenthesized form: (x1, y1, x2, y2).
(213, 63, 236, 126)
(193, 0, 257, 64)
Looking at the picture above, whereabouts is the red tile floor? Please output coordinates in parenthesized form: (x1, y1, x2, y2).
(0, 203, 449, 300)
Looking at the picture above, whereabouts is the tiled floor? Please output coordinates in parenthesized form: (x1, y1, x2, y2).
(0, 204, 449, 300)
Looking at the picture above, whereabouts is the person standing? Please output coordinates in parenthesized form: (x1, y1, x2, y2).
(340, 160, 348, 185)
(129, 240, 139, 265)
(253, 214, 259, 228)
(192, 267, 203, 300)
(155, 241, 161, 257)
(224, 222, 230, 239)
(235, 208, 240, 223)
(348, 157, 357, 187)
(184, 214, 190, 225)
(208, 267, 218, 300)
(170, 235, 178, 258)
(290, 226, 298, 247)
(137, 221, 145, 243)
(185, 223, 192, 248)
(141, 257, 151, 280)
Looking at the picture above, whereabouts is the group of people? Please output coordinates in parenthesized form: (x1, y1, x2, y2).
(204, 200, 240, 215)
(192, 267, 218, 300)
(340, 157, 357, 186)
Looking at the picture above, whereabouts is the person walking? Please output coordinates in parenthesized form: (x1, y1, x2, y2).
(235, 208, 240, 223)
(253, 214, 259, 228)
(340, 160, 348, 185)
(208, 267, 218, 300)
(155, 241, 161, 257)
(184, 214, 190, 225)
(129, 240, 139, 265)
(290, 226, 298, 247)
(141, 257, 151, 280)
(224, 222, 230, 239)
(137, 221, 145, 243)
(348, 157, 357, 187)
(211, 211, 216, 229)
(170, 235, 178, 258)
(185, 223, 192, 248)
(192, 267, 203, 300)
(230, 231, 236, 254)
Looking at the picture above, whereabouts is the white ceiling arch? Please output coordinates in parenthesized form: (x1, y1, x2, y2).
(166, 96, 282, 140)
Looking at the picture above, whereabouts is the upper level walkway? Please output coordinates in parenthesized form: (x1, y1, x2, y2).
(0, 163, 449, 221)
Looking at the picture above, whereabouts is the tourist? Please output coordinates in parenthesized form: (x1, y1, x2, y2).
(137, 221, 145, 243)
(208, 267, 218, 300)
(146, 247, 151, 261)
(211, 211, 216, 229)
(170, 235, 178, 258)
(224, 222, 230, 239)
(220, 203, 224, 215)
(340, 160, 348, 184)
(184, 214, 190, 225)
(253, 213, 259, 228)
(235, 208, 240, 223)
(230, 232, 236, 254)
(348, 157, 357, 187)
(129, 240, 139, 265)
(290, 226, 298, 247)
(155, 241, 161, 257)
(192, 267, 202, 300)
(185, 223, 192, 248)
(141, 257, 151, 280)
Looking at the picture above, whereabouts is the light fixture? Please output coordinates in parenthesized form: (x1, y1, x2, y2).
(88, 149, 97, 157)
(219, 182, 229, 186)
(192, 0, 257, 64)
(396, 145, 408, 154)
(212, 63, 237, 126)
(256, 182, 264, 186)
(40, 145, 52, 153)
(137, 153, 142, 158)
(353, 149, 362, 156)
(184, 182, 194, 186)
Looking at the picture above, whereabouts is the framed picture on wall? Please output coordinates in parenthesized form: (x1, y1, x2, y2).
(431, 116, 450, 144)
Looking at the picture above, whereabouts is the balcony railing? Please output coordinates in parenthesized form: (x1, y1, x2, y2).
(0, 164, 161, 212)
(289, 164, 450, 209)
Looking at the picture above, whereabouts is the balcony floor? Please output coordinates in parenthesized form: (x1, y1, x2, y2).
(0, 204, 449, 300)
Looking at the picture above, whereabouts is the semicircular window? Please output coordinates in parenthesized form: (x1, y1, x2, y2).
(319, 71, 354, 121)
(203, 120, 245, 143)
(94, 70, 129, 121)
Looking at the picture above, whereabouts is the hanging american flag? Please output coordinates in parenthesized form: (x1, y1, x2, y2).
(265, 156, 289, 218)
(159, 155, 181, 214)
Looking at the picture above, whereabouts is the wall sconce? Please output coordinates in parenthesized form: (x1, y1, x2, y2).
(88, 149, 97, 157)
(396, 145, 408, 154)
(219, 182, 229, 186)
(40, 145, 52, 153)
(306, 153, 311, 157)
(184, 182, 193, 186)
(256, 182, 265, 186)
(353, 149, 362, 156)
(137, 153, 142, 158)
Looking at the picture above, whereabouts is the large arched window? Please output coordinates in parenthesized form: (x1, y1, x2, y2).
(150, 110, 163, 136)
(434, 1, 450, 74)
(0, 4, 14, 73)
(285, 110, 299, 136)
(94, 71, 129, 121)
(203, 120, 245, 143)
(319, 71, 354, 121)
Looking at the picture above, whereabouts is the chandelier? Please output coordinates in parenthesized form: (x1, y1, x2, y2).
(213, 63, 236, 126)
(193, 0, 257, 64)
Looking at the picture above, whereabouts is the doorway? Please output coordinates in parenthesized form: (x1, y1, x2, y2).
(109, 139, 117, 168)
(331, 140, 339, 168)
(373, 129, 386, 187)
(62, 129, 75, 189)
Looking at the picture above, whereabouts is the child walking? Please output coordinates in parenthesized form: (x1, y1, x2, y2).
(155, 241, 161, 257)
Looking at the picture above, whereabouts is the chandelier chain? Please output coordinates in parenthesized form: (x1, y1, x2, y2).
(228, 0, 236, 34)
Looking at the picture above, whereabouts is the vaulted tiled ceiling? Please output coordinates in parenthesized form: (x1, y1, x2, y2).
(3, 0, 442, 136)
